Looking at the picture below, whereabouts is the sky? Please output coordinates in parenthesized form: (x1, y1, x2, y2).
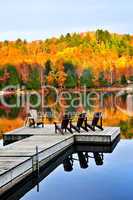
(0, 0, 133, 41)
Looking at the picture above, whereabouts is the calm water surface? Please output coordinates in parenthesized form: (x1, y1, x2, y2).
(0, 90, 133, 138)
(0, 90, 133, 199)
(20, 140, 133, 200)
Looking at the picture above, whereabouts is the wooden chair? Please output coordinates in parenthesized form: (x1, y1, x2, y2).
(70, 113, 88, 133)
(26, 109, 44, 128)
(54, 114, 73, 134)
(85, 112, 103, 131)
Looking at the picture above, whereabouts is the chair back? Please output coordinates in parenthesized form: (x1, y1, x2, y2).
(77, 113, 86, 128)
(29, 109, 38, 121)
(92, 112, 102, 126)
(61, 114, 70, 129)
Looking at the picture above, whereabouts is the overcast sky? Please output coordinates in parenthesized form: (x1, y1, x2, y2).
(0, 0, 133, 41)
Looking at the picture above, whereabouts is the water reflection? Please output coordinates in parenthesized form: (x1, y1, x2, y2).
(22, 140, 133, 200)
(63, 155, 73, 172)
(74, 152, 104, 167)
(0, 90, 133, 138)
(0, 138, 119, 200)
(77, 152, 89, 169)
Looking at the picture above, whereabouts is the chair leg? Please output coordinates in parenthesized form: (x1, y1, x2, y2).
(96, 125, 104, 131)
(54, 123, 64, 134)
(54, 122, 58, 133)
(32, 119, 36, 128)
(81, 125, 88, 132)
(29, 119, 36, 128)
(55, 127, 57, 133)
(33, 124, 36, 128)
(69, 123, 74, 134)
(67, 127, 73, 134)
(59, 128, 64, 134)
(84, 119, 95, 131)
(71, 124, 80, 133)
(86, 123, 95, 131)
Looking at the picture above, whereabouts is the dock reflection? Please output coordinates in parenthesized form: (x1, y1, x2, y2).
(63, 136, 119, 172)
(0, 136, 120, 200)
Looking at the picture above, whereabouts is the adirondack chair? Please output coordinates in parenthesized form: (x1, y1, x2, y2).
(85, 112, 103, 131)
(70, 113, 88, 133)
(54, 114, 73, 134)
(26, 109, 44, 128)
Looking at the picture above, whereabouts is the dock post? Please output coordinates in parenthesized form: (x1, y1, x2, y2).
(36, 145, 40, 192)
(31, 146, 40, 192)
(32, 146, 39, 172)
(36, 146, 39, 175)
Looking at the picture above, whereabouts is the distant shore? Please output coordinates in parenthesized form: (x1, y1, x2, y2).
(0, 86, 128, 96)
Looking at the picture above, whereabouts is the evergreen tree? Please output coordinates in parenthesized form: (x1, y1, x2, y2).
(6, 64, 20, 86)
(65, 70, 78, 88)
(64, 62, 75, 73)
(0, 69, 5, 89)
(96, 29, 111, 44)
(129, 75, 133, 81)
(26, 67, 40, 90)
(44, 60, 53, 85)
(44, 60, 52, 76)
(80, 69, 94, 88)
(120, 75, 127, 85)
(98, 72, 109, 86)
(64, 62, 78, 88)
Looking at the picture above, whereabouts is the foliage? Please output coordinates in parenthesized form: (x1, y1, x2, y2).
(44, 60, 53, 76)
(98, 72, 109, 87)
(96, 29, 111, 44)
(120, 75, 127, 85)
(129, 76, 133, 81)
(65, 70, 78, 88)
(6, 64, 20, 86)
(0, 29, 133, 89)
(26, 67, 40, 90)
(80, 69, 94, 87)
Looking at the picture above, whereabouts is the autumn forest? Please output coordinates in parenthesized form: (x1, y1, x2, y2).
(0, 29, 133, 89)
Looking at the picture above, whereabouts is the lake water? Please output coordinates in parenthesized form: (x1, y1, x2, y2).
(0, 89, 133, 138)
(2, 139, 131, 200)
(0, 88, 133, 199)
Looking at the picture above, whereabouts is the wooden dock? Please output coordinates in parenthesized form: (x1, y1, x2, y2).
(0, 125, 120, 194)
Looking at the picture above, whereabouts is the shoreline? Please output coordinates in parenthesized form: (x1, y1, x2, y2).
(0, 86, 127, 95)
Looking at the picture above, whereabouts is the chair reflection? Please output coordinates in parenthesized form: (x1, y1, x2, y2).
(1, 138, 119, 200)
(63, 151, 104, 172)
(63, 155, 74, 172)
(77, 152, 89, 169)
(93, 152, 104, 166)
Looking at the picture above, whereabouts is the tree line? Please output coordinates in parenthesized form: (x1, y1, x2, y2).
(0, 29, 133, 89)
(0, 61, 130, 90)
